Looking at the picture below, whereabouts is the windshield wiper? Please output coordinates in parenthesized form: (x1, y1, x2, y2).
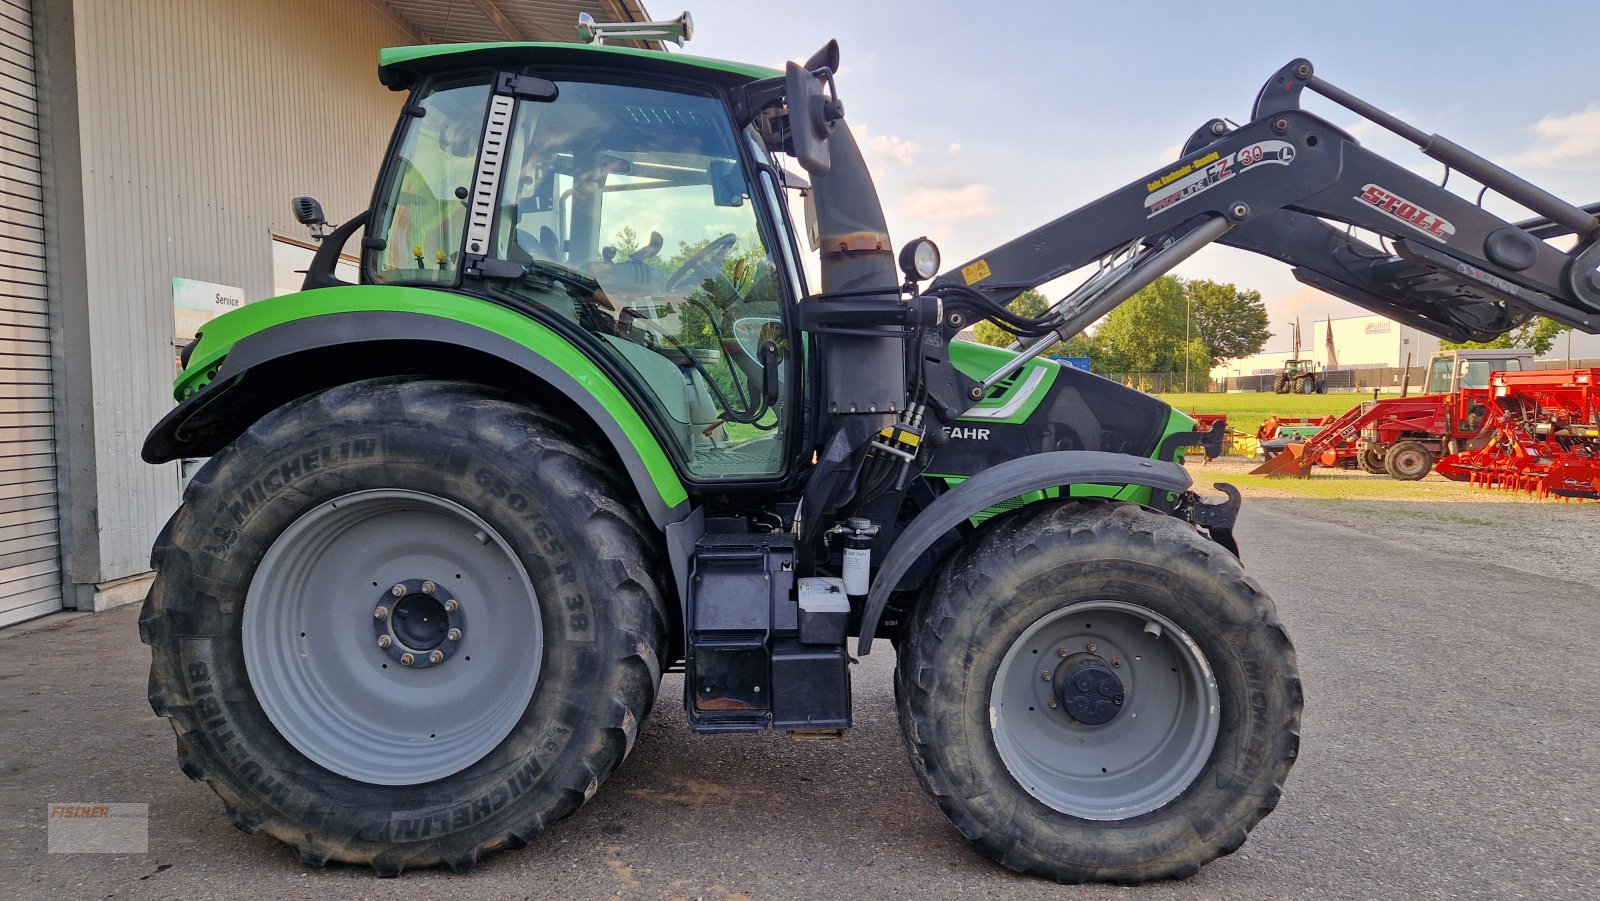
(466, 256, 602, 300)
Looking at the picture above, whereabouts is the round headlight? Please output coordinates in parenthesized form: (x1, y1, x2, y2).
(899, 236, 941, 282)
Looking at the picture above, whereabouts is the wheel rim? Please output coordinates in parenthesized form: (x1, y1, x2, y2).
(990, 600, 1220, 820)
(1392, 448, 1425, 476)
(244, 489, 542, 786)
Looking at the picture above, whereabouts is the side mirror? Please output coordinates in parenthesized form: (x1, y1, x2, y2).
(784, 61, 839, 176)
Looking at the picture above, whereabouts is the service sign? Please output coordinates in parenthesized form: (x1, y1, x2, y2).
(173, 277, 245, 343)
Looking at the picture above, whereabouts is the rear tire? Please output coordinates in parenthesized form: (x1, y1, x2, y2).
(1359, 446, 1388, 474)
(139, 378, 668, 874)
(1272, 374, 1289, 393)
(895, 501, 1301, 884)
(1385, 440, 1434, 481)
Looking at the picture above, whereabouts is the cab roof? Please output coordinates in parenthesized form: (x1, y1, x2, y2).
(378, 42, 780, 91)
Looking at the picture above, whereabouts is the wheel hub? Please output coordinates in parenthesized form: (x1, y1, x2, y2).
(373, 578, 465, 668)
(1052, 653, 1124, 725)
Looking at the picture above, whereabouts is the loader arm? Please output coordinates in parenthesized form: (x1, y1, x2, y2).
(926, 59, 1599, 384)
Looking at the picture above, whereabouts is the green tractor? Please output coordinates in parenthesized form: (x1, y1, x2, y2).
(1273, 359, 1325, 394)
(140, 14, 1600, 883)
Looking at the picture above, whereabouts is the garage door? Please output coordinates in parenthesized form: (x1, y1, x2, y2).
(0, 0, 61, 627)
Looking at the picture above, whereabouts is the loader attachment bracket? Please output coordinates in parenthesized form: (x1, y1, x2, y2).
(1180, 482, 1242, 559)
(1157, 418, 1227, 462)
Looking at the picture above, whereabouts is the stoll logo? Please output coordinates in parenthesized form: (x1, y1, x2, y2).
(1356, 184, 1455, 240)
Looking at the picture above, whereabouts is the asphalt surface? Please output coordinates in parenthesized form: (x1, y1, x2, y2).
(1, 500, 1596, 900)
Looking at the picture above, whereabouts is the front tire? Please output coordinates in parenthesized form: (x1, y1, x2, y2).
(1359, 446, 1389, 474)
(895, 501, 1301, 884)
(1385, 440, 1434, 481)
(139, 379, 668, 874)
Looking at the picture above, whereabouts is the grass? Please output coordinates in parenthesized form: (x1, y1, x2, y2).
(1155, 391, 1377, 437)
(1186, 458, 1589, 507)
(1192, 468, 1463, 502)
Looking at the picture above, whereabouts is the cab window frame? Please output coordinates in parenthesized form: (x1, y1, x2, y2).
(367, 66, 813, 490)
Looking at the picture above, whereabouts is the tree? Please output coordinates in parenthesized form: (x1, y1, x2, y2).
(1088, 276, 1270, 377)
(1092, 276, 1189, 374)
(970, 289, 1102, 366)
(971, 289, 1049, 349)
(1188, 279, 1271, 366)
(1440, 316, 1569, 356)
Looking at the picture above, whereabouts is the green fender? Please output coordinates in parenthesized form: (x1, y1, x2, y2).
(144, 285, 690, 527)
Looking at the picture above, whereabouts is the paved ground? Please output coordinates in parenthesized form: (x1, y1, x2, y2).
(1, 501, 1596, 900)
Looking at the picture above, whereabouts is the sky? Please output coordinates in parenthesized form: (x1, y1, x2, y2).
(670, 0, 1600, 355)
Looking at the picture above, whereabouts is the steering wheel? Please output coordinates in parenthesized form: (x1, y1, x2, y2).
(665, 232, 738, 293)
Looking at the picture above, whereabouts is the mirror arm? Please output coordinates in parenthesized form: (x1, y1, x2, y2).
(302, 210, 371, 291)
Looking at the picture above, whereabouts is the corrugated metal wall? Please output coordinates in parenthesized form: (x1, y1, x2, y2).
(0, 0, 63, 626)
(71, 0, 410, 581)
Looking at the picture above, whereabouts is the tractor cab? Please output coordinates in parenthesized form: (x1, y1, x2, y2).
(356, 47, 813, 481)
(1421, 349, 1535, 395)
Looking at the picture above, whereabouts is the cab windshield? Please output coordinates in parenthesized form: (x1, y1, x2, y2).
(369, 74, 796, 479)
(1425, 356, 1524, 394)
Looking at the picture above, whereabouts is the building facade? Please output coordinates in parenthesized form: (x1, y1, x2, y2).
(1, 0, 650, 627)
(1211, 313, 1441, 385)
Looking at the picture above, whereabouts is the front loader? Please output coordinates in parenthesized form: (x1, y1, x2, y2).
(138, 13, 1600, 884)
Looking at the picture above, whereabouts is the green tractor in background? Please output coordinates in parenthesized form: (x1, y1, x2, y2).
(140, 12, 1600, 884)
(1273, 358, 1325, 394)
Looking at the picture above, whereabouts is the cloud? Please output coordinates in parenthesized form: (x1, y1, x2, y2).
(1511, 105, 1600, 169)
(864, 133, 923, 166)
(948, 143, 962, 154)
(901, 184, 998, 222)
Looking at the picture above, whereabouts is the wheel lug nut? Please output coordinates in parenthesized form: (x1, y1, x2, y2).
(400, 653, 415, 666)
(447, 628, 462, 642)
(1111, 657, 1121, 668)
(1056, 648, 1068, 657)
(373, 607, 388, 620)
(444, 599, 459, 613)
(429, 650, 444, 664)
(377, 635, 392, 648)
(1042, 672, 1052, 681)
(421, 580, 437, 594)
(390, 583, 406, 597)
(1086, 642, 1098, 653)
(1048, 699, 1058, 709)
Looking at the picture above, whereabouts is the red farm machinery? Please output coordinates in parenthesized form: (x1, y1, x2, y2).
(1253, 349, 1535, 480)
(1434, 369, 1600, 498)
